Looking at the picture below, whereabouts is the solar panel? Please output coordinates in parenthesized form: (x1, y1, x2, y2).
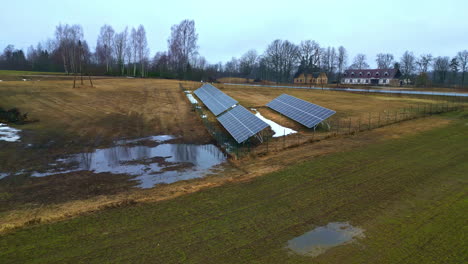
(217, 105, 269, 143)
(267, 94, 335, 128)
(194, 84, 238, 116)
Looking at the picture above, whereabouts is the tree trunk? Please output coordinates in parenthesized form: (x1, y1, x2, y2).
(62, 54, 68, 74)
(462, 71, 466, 88)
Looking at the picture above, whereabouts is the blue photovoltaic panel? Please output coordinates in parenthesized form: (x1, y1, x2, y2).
(217, 105, 269, 143)
(267, 94, 336, 128)
(193, 84, 238, 116)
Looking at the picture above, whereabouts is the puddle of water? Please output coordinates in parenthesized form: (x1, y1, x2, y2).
(29, 135, 227, 188)
(287, 222, 364, 257)
(0, 123, 21, 142)
(115, 135, 175, 145)
(186, 93, 199, 104)
(252, 110, 297, 137)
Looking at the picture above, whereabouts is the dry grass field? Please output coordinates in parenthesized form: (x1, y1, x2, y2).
(0, 78, 208, 144)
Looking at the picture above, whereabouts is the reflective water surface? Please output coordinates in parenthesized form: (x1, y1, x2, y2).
(30, 135, 227, 188)
(287, 222, 364, 257)
(225, 83, 468, 97)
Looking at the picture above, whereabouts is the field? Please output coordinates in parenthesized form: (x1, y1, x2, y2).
(1, 111, 466, 263)
(0, 74, 466, 262)
(0, 70, 66, 81)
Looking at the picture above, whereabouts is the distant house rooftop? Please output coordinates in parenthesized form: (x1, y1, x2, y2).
(343, 69, 401, 79)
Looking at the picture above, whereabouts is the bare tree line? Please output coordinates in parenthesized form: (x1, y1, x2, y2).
(1, 20, 467, 87)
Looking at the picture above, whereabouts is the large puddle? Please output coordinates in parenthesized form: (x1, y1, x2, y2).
(28, 135, 227, 188)
(287, 222, 364, 257)
(0, 123, 21, 142)
(252, 110, 297, 137)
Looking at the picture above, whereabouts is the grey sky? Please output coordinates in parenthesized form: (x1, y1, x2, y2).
(1, 0, 467, 67)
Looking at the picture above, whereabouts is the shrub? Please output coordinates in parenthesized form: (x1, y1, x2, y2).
(0, 107, 28, 123)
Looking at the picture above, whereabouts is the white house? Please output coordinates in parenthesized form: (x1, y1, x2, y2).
(341, 69, 402, 86)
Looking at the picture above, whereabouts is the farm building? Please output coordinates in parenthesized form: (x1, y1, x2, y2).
(342, 69, 402, 86)
(293, 72, 328, 85)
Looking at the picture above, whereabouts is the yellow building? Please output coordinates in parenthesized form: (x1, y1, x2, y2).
(294, 72, 328, 85)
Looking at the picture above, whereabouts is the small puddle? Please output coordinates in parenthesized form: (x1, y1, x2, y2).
(0, 123, 21, 142)
(287, 222, 364, 257)
(28, 135, 227, 188)
(252, 109, 297, 137)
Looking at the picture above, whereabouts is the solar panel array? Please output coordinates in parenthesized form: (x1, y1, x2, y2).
(194, 84, 238, 116)
(217, 105, 269, 143)
(267, 94, 336, 128)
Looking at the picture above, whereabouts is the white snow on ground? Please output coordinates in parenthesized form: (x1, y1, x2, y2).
(253, 110, 297, 137)
(0, 123, 21, 142)
(186, 93, 199, 104)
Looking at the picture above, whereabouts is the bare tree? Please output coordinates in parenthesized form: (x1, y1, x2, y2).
(416, 54, 433, 73)
(376, 53, 394, 69)
(457, 50, 468, 87)
(54, 24, 68, 73)
(400, 51, 416, 82)
(239, 49, 258, 77)
(135, 25, 149, 77)
(97, 25, 115, 73)
(336, 46, 348, 82)
(297, 40, 321, 71)
(321, 47, 337, 76)
(433, 56, 450, 84)
(264, 39, 299, 83)
(191, 55, 207, 70)
(124, 36, 133, 75)
(350, 54, 369, 69)
(152, 51, 170, 74)
(224, 57, 239, 75)
(129, 28, 138, 76)
(113, 27, 127, 75)
(54, 24, 84, 74)
(168, 19, 199, 76)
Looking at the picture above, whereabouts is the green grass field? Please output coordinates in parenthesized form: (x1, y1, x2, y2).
(1, 111, 466, 263)
(0, 70, 65, 76)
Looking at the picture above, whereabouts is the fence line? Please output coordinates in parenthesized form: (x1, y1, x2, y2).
(180, 83, 465, 160)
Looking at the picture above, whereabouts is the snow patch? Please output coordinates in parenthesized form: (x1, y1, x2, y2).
(253, 110, 297, 137)
(0, 123, 21, 142)
(186, 93, 199, 104)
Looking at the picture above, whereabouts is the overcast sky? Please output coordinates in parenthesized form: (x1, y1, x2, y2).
(1, 0, 467, 67)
